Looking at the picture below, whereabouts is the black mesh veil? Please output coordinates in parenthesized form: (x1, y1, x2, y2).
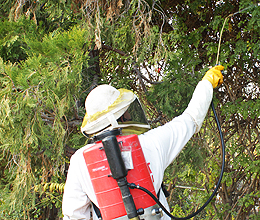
(117, 99, 149, 126)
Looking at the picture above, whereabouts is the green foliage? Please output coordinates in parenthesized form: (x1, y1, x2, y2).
(0, 18, 37, 63)
(0, 21, 91, 218)
(0, 0, 259, 219)
(147, 66, 200, 119)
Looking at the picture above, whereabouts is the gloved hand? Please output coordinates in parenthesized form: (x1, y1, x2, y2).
(202, 65, 224, 88)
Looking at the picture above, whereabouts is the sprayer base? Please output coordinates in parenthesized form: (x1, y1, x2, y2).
(114, 204, 162, 220)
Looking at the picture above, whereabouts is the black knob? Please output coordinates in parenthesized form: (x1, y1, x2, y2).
(137, 208, 144, 215)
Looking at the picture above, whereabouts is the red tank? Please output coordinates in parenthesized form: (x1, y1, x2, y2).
(83, 134, 157, 220)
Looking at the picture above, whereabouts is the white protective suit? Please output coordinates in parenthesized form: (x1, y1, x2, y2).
(62, 80, 213, 220)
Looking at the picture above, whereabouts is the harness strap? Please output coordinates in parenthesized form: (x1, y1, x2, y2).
(91, 202, 102, 219)
(157, 182, 170, 199)
(161, 182, 170, 198)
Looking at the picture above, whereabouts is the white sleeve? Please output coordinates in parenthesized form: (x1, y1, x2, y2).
(184, 80, 213, 133)
(62, 153, 92, 220)
(139, 80, 213, 190)
(140, 114, 196, 180)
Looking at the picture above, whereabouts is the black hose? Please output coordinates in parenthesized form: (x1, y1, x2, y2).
(128, 101, 226, 219)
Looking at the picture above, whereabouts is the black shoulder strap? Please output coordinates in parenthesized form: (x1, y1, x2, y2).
(91, 201, 102, 219)
(157, 182, 170, 199)
(161, 182, 170, 198)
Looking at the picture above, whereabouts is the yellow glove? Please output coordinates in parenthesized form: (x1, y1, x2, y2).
(202, 65, 224, 88)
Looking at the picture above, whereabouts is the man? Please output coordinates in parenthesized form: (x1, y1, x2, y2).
(62, 65, 224, 219)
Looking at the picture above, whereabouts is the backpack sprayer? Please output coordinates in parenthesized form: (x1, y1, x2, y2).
(82, 4, 258, 220)
(83, 129, 162, 220)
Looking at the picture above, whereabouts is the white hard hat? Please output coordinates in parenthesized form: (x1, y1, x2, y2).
(81, 84, 150, 135)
